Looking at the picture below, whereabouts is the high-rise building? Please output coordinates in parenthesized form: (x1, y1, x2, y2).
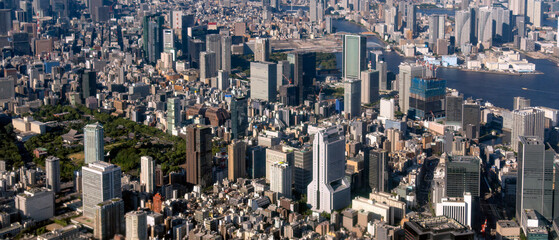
(436, 193, 473, 227)
(376, 61, 388, 91)
(250, 61, 277, 102)
(409, 77, 446, 119)
(82, 162, 122, 219)
(221, 35, 232, 73)
(477, 7, 493, 49)
(455, 10, 472, 48)
(398, 63, 424, 114)
(445, 155, 480, 198)
(125, 211, 147, 240)
(342, 35, 367, 79)
(307, 127, 351, 213)
(0, 78, 15, 100)
(254, 38, 270, 62)
(265, 148, 294, 182)
(509, 0, 525, 15)
(142, 15, 164, 64)
(379, 98, 396, 120)
(15, 188, 55, 222)
(0, 9, 12, 36)
(163, 29, 174, 51)
(84, 122, 104, 164)
(513, 96, 531, 110)
(462, 101, 481, 139)
(526, 0, 543, 27)
(288, 52, 316, 104)
(185, 125, 212, 187)
(81, 70, 97, 100)
(248, 146, 266, 178)
(206, 34, 222, 71)
(45, 156, 61, 193)
(200, 51, 217, 81)
(360, 70, 380, 104)
(446, 94, 464, 126)
(294, 147, 313, 194)
(88, 0, 103, 22)
(369, 149, 389, 192)
(270, 162, 293, 199)
(230, 96, 248, 139)
(94, 198, 125, 240)
(511, 108, 545, 152)
(428, 15, 445, 46)
(492, 7, 512, 43)
(166, 98, 181, 135)
(140, 156, 155, 193)
(516, 136, 554, 223)
(406, 4, 416, 36)
(228, 140, 247, 181)
(344, 78, 361, 118)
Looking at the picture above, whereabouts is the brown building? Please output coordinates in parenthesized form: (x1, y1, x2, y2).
(152, 193, 163, 214)
(227, 140, 246, 181)
(205, 107, 229, 127)
(185, 125, 212, 187)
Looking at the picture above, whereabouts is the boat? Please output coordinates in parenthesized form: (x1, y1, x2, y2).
(522, 87, 528, 90)
(385, 45, 392, 52)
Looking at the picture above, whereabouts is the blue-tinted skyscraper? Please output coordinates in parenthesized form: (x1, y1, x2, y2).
(84, 122, 104, 164)
(342, 35, 367, 80)
(408, 77, 446, 119)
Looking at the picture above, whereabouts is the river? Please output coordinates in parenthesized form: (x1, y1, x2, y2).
(332, 19, 559, 110)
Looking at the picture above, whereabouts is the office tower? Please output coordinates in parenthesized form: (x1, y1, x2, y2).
(0, 9, 11, 35)
(514, 96, 531, 110)
(250, 61, 277, 102)
(436, 193, 473, 227)
(15, 189, 55, 222)
(218, 70, 229, 90)
(125, 211, 147, 240)
(265, 148, 294, 182)
(511, 108, 545, 152)
(171, 10, 183, 30)
(166, 98, 181, 135)
(509, 0, 525, 15)
(527, 0, 543, 27)
(200, 51, 217, 81)
(455, 10, 472, 48)
(344, 78, 361, 118)
(143, 15, 164, 64)
(406, 4, 416, 36)
(45, 156, 60, 193)
(360, 70, 380, 104)
(84, 123, 104, 164)
(254, 38, 270, 62)
(385, 6, 398, 30)
(228, 140, 247, 181)
(89, 0, 102, 22)
(82, 162, 122, 218)
(206, 34, 222, 70)
(294, 148, 312, 193)
(398, 63, 424, 114)
(81, 70, 97, 100)
(446, 155, 480, 198)
(516, 136, 554, 223)
(310, 0, 318, 22)
(185, 125, 212, 187)
(163, 29, 174, 51)
(276, 60, 292, 89)
(307, 127, 351, 213)
(221, 35, 232, 73)
(94, 198, 125, 240)
(446, 95, 464, 126)
(342, 35, 367, 79)
(140, 156, 155, 193)
(230, 96, 248, 139)
(408, 77, 446, 119)
(428, 15, 445, 46)
(0, 78, 15, 100)
(376, 61, 388, 91)
(279, 85, 298, 106)
(288, 52, 316, 104)
(492, 8, 512, 43)
(248, 146, 266, 178)
(379, 98, 396, 120)
(462, 102, 481, 139)
(477, 7, 493, 49)
(270, 162, 293, 199)
(369, 149, 389, 192)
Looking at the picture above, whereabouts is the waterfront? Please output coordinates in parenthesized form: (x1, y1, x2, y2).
(333, 19, 559, 109)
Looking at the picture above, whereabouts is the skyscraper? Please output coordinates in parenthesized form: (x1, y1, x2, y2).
(428, 15, 445, 47)
(344, 78, 362, 118)
(82, 162, 122, 218)
(250, 61, 277, 102)
(446, 155, 480, 198)
(94, 198, 125, 240)
(342, 35, 367, 79)
(477, 7, 493, 49)
(288, 52, 316, 104)
(0, 9, 12, 36)
(513, 96, 531, 110)
(45, 156, 61, 193)
(360, 70, 380, 104)
(248, 146, 266, 179)
(185, 125, 212, 187)
(221, 35, 232, 73)
(406, 4, 416, 36)
(398, 63, 424, 114)
(81, 70, 97, 100)
(206, 34, 222, 70)
(228, 140, 247, 181)
(376, 61, 388, 91)
(408, 77, 446, 119)
(462, 101, 481, 139)
(140, 156, 155, 193)
(294, 147, 313, 194)
(254, 38, 270, 62)
(125, 211, 147, 240)
(516, 136, 554, 223)
(84, 123, 104, 164)
(455, 10, 472, 48)
(270, 162, 293, 199)
(511, 108, 545, 152)
(446, 94, 464, 126)
(142, 14, 164, 64)
(307, 127, 351, 213)
(369, 149, 389, 192)
(509, 0, 525, 15)
(166, 98, 181, 135)
(200, 51, 217, 81)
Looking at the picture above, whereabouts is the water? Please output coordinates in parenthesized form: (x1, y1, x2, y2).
(332, 19, 559, 110)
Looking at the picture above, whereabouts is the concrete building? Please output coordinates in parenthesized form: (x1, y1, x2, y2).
(228, 140, 247, 181)
(360, 70, 380, 104)
(342, 35, 367, 79)
(510, 108, 544, 152)
(403, 216, 474, 239)
(496, 220, 520, 240)
(455, 10, 472, 48)
(254, 38, 270, 62)
(307, 127, 351, 213)
(265, 148, 294, 182)
(250, 61, 277, 102)
(344, 78, 361, 118)
(166, 98, 181, 135)
(200, 51, 217, 81)
(82, 162, 122, 218)
(125, 211, 147, 240)
(369, 150, 389, 192)
(294, 148, 312, 194)
(513, 96, 530, 110)
(0, 78, 15, 101)
(94, 199, 125, 240)
(15, 188, 55, 222)
(185, 125, 213, 187)
(398, 63, 424, 114)
(45, 156, 61, 193)
(84, 122, 104, 164)
(435, 193, 473, 227)
(270, 162, 292, 199)
(379, 98, 395, 121)
(140, 156, 155, 193)
(446, 155, 480, 198)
